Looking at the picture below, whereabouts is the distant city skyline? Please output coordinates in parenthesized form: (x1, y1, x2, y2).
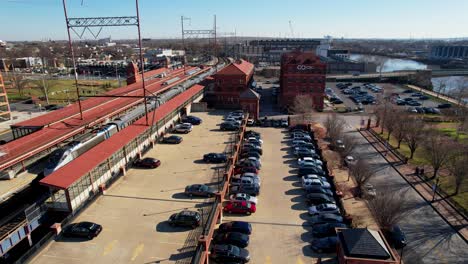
(1, 0, 468, 41)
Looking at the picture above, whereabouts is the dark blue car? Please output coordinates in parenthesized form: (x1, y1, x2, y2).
(218, 221, 252, 235)
(183, 115, 202, 125)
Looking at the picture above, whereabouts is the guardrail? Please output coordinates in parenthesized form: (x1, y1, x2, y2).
(191, 113, 248, 264)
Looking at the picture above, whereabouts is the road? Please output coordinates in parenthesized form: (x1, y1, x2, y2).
(320, 114, 468, 264)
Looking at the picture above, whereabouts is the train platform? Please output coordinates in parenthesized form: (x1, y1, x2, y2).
(0, 67, 203, 176)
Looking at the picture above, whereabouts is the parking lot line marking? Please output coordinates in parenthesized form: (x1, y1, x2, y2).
(103, 240, 118, 256)
(265, 256, 272, 264)
(296, 256, 305, 264)
(131, 243, 144, 261)
(41, 254, 81, 261)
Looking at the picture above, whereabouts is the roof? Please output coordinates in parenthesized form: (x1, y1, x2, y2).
(0, 67, 201, 171)
(215, 59, 254, 76)
(339, 228, 391, 260)
(40, 84, 205, 189)
(281, 51, 326, 67)
(239, 89, 260, 99)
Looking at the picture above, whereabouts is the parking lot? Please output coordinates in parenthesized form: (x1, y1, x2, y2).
(222, 126, 332, 263)
(30, 112, 232, 264)
(327, 82, 442, 112)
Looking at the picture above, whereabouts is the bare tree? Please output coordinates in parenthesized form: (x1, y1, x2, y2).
(382, 105, 399, 140)
(448, 144, 468, 195)
(324, 113, 345, 141)
(349, 159, 377, 195)
(338, 134, 359, 158)
(368, 190, 412, 230)
(291, 95, 314, 123)
(403, 117, 426, 159)
(422, 132, 454, 179)
(393, 110, 410, 148)
(374, 100, 392, 134)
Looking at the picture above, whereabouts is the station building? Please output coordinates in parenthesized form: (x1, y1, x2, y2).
(209, 59, 260, 119)
(279, 51, 326, 111)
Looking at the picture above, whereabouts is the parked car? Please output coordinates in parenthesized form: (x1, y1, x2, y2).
(298, 166, 325, 177)
(294, 148, 315, 157)
(438, 103, 452, 109)
(162, 135, 183, 144)
(312, 223, 347, 238)
(245, 130, 261, 138)
(246, 119, 255, 126)
(305, 186, 334, 197)
(213, 232, 250, 248)
(133, 157, 161, 168)
(303, 179, 331, 189)
(306, 193, 335, 205)
(241, 146, 263, 156)
(245, 137, 263, 145)
(310, 214, 344, 225)
(218, 221, 252, 234)
(62, 222, 102, 239)
(310, 236, 338, 253)
(184, 184, 216, 197)
(281, 119, 289, 127)
(224, 201, 256, 215)
(221, 122, 240, 131)
(299, 161, 323, 170)
(308, 203, 340, 216)
(302, 174, 328, 184)
(168, 210, 201, 228)
(210, 244, 250, 263)
(174, 123, 193, 133)
(233, 166, 259, 175)
(293, 142, 315, 149)
(240, 151, 261, 159)
(182, 115, 202, 125)
(229, 184, 260, 196)
(203, 153, 228, 163)
(387, 225, 407, 249)
(236, 159, 261, 170)
(298, 157, 323, 167)
(229, 193, 258, 204)
(231, 174, 261, 186)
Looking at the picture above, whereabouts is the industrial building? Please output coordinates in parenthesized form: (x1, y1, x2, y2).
(207, 59, 259, 119)
(431, 45, 468, 60)
(279, 51, 326, 111)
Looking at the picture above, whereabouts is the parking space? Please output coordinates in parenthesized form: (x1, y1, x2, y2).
(30, 112, 233, 264)
(221, 126, 330, 263)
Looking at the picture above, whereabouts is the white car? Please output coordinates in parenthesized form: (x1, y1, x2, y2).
(301, 174, 328, 185)
(226, 117, 241, 125)
(229, 193, 258, 205)
(293, 133, 311, 140)
(292, 139, 308, 146)
(298, 157, 323, 167)
(246, 137, 263, 145)
(302, 179, 331, 189)
(174, 123, 193, 133)
(294, 147, 316, 154)
(247, 119, 255, 126)
(308, 203, 340, 216)
(281, 120, 288, 127)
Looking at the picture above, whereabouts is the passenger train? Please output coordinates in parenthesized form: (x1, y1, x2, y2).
(43, 63, 224, 176)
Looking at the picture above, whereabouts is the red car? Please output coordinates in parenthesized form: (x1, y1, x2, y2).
(223, 201, 256, 215)
(233, 166, 258, 175)
(133, 157, 161, 168)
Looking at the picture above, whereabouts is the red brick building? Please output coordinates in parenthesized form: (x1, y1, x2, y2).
(279, 51, 326, 111)
(211, 59, 260, 119)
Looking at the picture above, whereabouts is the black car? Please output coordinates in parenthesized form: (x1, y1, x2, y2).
(162, 135, 183, 144)
(62, 222, 102, 239)
(403, 89, 413, 93)
(214, 232, 250, 248)
(311, 236, 338, 253)
(133, 157, 161, 168)
(236, 159, 261, 170)
(310, 214, 344, 225)
(419, 95, 430, 100)
(182, 115, 202, 125)
(185, 184, 216, 197)
(306, 193, 335, 205)
(218, 221, 252, 235)
(242, 146, 263, 155)
(312, 223, 347, 238)
(438, 103, 452, 109)
(245, 131, 261, 138)
(240, 151, 261, 159)
(229, 184, 260, 196)
(203, 153, 228, 163)
(306, 186, 334, 197)
(388, 225, 407, 249)
(221, 122, 240, 131)
(168, 210, 201, 228)
(210, 244, 250, 263)
(298, 167, 325, 177)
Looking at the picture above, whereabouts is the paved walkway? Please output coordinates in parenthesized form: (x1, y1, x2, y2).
(359, 128, 468, 243)
(406, 84, 466, 107)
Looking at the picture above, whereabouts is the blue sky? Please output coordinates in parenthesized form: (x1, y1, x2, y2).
(1, 0, 468, 41)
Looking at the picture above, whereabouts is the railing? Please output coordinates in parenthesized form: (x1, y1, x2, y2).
(13, 231, 55, 264)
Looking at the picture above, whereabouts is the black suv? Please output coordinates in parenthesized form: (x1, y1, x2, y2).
(306, 193, 335, 205)
(182, 115, 202, 125)
(221, 122, 240, 131)
(210, 244, 250, 263)
(203, 153, 228, 163)
(168, 210, 201, 228)
(213, 232, 250, 248)
(229, 184, 260, 196)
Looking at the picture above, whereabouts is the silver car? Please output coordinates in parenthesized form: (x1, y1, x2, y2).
(308, 203, 340, 216)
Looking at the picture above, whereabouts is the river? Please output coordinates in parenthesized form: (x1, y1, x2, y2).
(350, 54, 467, 97)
